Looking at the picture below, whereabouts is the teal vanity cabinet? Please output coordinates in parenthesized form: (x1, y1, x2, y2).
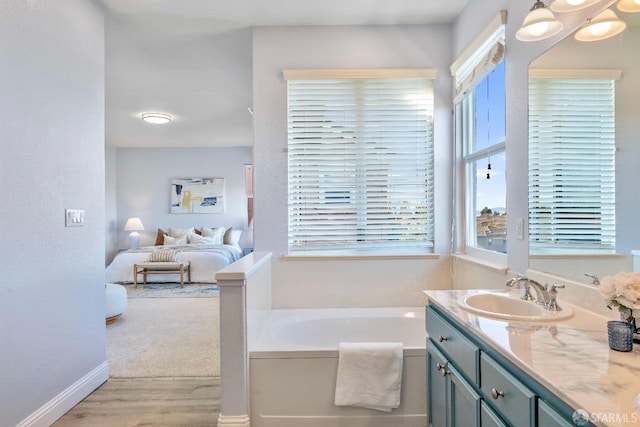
(426, 302, 581, 427)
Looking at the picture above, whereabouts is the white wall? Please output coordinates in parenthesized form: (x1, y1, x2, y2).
(251, 25, 455, 301)
(106, 145, 118, 264)
(271, 255, 451, 308)
(111, 147, 252, 259)
(0, 1, 107, 425)
(252, 24, 454, 256)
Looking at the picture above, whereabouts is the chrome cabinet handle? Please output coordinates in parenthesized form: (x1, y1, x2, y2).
(491, 388, 505, 400)
(435, 362, 450, 377)
(438, 335, 448, 343)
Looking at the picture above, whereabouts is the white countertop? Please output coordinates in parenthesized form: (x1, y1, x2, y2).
(424, 289, 640, 427)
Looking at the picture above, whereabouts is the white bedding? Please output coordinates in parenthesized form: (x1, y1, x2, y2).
(105, 244, 242, 283)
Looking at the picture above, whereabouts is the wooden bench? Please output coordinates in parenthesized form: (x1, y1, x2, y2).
(133, 261, 191, 288)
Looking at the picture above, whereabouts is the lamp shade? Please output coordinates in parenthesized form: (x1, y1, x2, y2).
(124, 217, 145, 231)
(516, 1, 564, 41)
(575, 9, 626, 41)
(617, 0, 640, 13)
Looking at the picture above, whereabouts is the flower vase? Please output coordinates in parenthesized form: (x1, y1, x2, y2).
(608, 320, 634, 352)
(619, 311, 640, 344)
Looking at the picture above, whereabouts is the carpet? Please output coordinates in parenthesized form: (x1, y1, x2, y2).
(106, 297, 220, 378)
(121, 282, 219, 298)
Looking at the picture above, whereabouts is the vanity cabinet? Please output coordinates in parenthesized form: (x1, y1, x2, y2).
(426, 303, 580, 427)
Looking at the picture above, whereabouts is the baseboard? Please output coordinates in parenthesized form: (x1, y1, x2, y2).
(218, 414, 251, 427)
(16, 361, 109, 427)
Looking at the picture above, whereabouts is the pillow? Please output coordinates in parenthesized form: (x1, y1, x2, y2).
(230, 229, 243, 247)
(147, 249, 179, 262)
(163, 234, 187, 245)
(155, 228, 168, 246)
(223, 227, 234, 245)
(168, 227, 195, 238)
(200, 227, 225, 245)
(187, 230, 216, 244)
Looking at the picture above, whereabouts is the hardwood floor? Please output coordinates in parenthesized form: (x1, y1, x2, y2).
(54, 377, 220, 426)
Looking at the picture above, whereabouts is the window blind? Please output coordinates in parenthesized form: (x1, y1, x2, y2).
(528, 77, 616, 253)
(287, 77, 434, 253)
(451, 11, 507, 104)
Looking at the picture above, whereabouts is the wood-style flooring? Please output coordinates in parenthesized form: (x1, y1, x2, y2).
(53, 377, 220, 426)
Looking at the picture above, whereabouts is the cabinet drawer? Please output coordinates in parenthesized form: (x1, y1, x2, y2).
(426, 305, 479, 385)
(480, 352, 536, 427)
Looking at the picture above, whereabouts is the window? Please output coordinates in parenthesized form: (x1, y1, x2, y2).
(285, 70, 435, 254)
(528, 72, 617, 254)
(460, 62, 506, 254)
(452, 11, 507, 257)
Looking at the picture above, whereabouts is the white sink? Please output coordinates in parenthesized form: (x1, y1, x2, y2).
(456, 292, 574, 322)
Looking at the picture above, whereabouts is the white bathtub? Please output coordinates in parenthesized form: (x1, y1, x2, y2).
(249, 307, 427, 427)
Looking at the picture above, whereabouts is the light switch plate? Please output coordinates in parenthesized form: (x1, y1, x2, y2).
(516, 218, 524, 240)
(65, 209, 85, 227)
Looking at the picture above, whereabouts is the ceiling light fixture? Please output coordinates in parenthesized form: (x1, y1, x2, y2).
(550, 0, 601, 12)
(141, 112, 172, 124)
(516, 1, 564, 41)
(575, 8, 627, 41)
(617, 0, 640, 13)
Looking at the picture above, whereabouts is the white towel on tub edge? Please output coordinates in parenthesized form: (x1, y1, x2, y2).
(334, 342, 403, 412)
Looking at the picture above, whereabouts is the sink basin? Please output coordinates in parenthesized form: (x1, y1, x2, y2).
(456, 292, 574, 322)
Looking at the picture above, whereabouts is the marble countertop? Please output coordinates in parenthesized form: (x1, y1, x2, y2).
(424, 289, 640, 427)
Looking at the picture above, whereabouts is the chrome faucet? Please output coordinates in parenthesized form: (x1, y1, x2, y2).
(545, 284, 565, 311)
(584, 273, 600, 285)
(505, 273, 550, 305)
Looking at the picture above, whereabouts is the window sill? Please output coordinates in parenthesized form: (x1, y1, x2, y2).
(453, 252, 508, 274)
(282, 253, 440, 261)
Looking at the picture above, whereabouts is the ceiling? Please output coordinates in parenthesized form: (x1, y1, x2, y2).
(98, 0, 470, 148)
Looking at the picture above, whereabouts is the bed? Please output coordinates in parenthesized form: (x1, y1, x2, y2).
(105, 227, 243, 284)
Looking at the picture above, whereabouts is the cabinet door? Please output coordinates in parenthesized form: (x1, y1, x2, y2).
(538, 400, 573, 427)
(427, 339, 448, 427)
(449, 365, 481, 427)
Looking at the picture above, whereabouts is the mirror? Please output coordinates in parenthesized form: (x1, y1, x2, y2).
(528, 12, 640, 284)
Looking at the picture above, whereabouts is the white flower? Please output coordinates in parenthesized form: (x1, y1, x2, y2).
(600, 272, 640, 322)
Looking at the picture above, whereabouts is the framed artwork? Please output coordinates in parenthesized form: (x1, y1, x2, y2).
(171, 178, 225, 214)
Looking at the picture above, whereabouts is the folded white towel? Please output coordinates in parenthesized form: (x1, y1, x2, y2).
(334, 342, 404, 412)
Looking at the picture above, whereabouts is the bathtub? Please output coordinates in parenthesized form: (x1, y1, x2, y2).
(249, 307, 427, 427)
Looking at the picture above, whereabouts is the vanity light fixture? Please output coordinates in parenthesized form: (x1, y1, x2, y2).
(141, 112, 172, 124)
(575, 8, 627, 41)
(550, 0, 601, 12)
(516, 1, 564, 41)
(617, 0, 640, 13)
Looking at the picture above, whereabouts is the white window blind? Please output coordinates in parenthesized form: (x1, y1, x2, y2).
(528, 76, 616, 253)
(451, 11, 506, 103)
(286, 76, 435, 253)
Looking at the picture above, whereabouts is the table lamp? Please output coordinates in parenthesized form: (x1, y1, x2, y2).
(124, 217, 145, 248)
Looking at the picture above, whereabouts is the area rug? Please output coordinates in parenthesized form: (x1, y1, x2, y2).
(106, 297, 220, 378)
(121, 282, 219, 298)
